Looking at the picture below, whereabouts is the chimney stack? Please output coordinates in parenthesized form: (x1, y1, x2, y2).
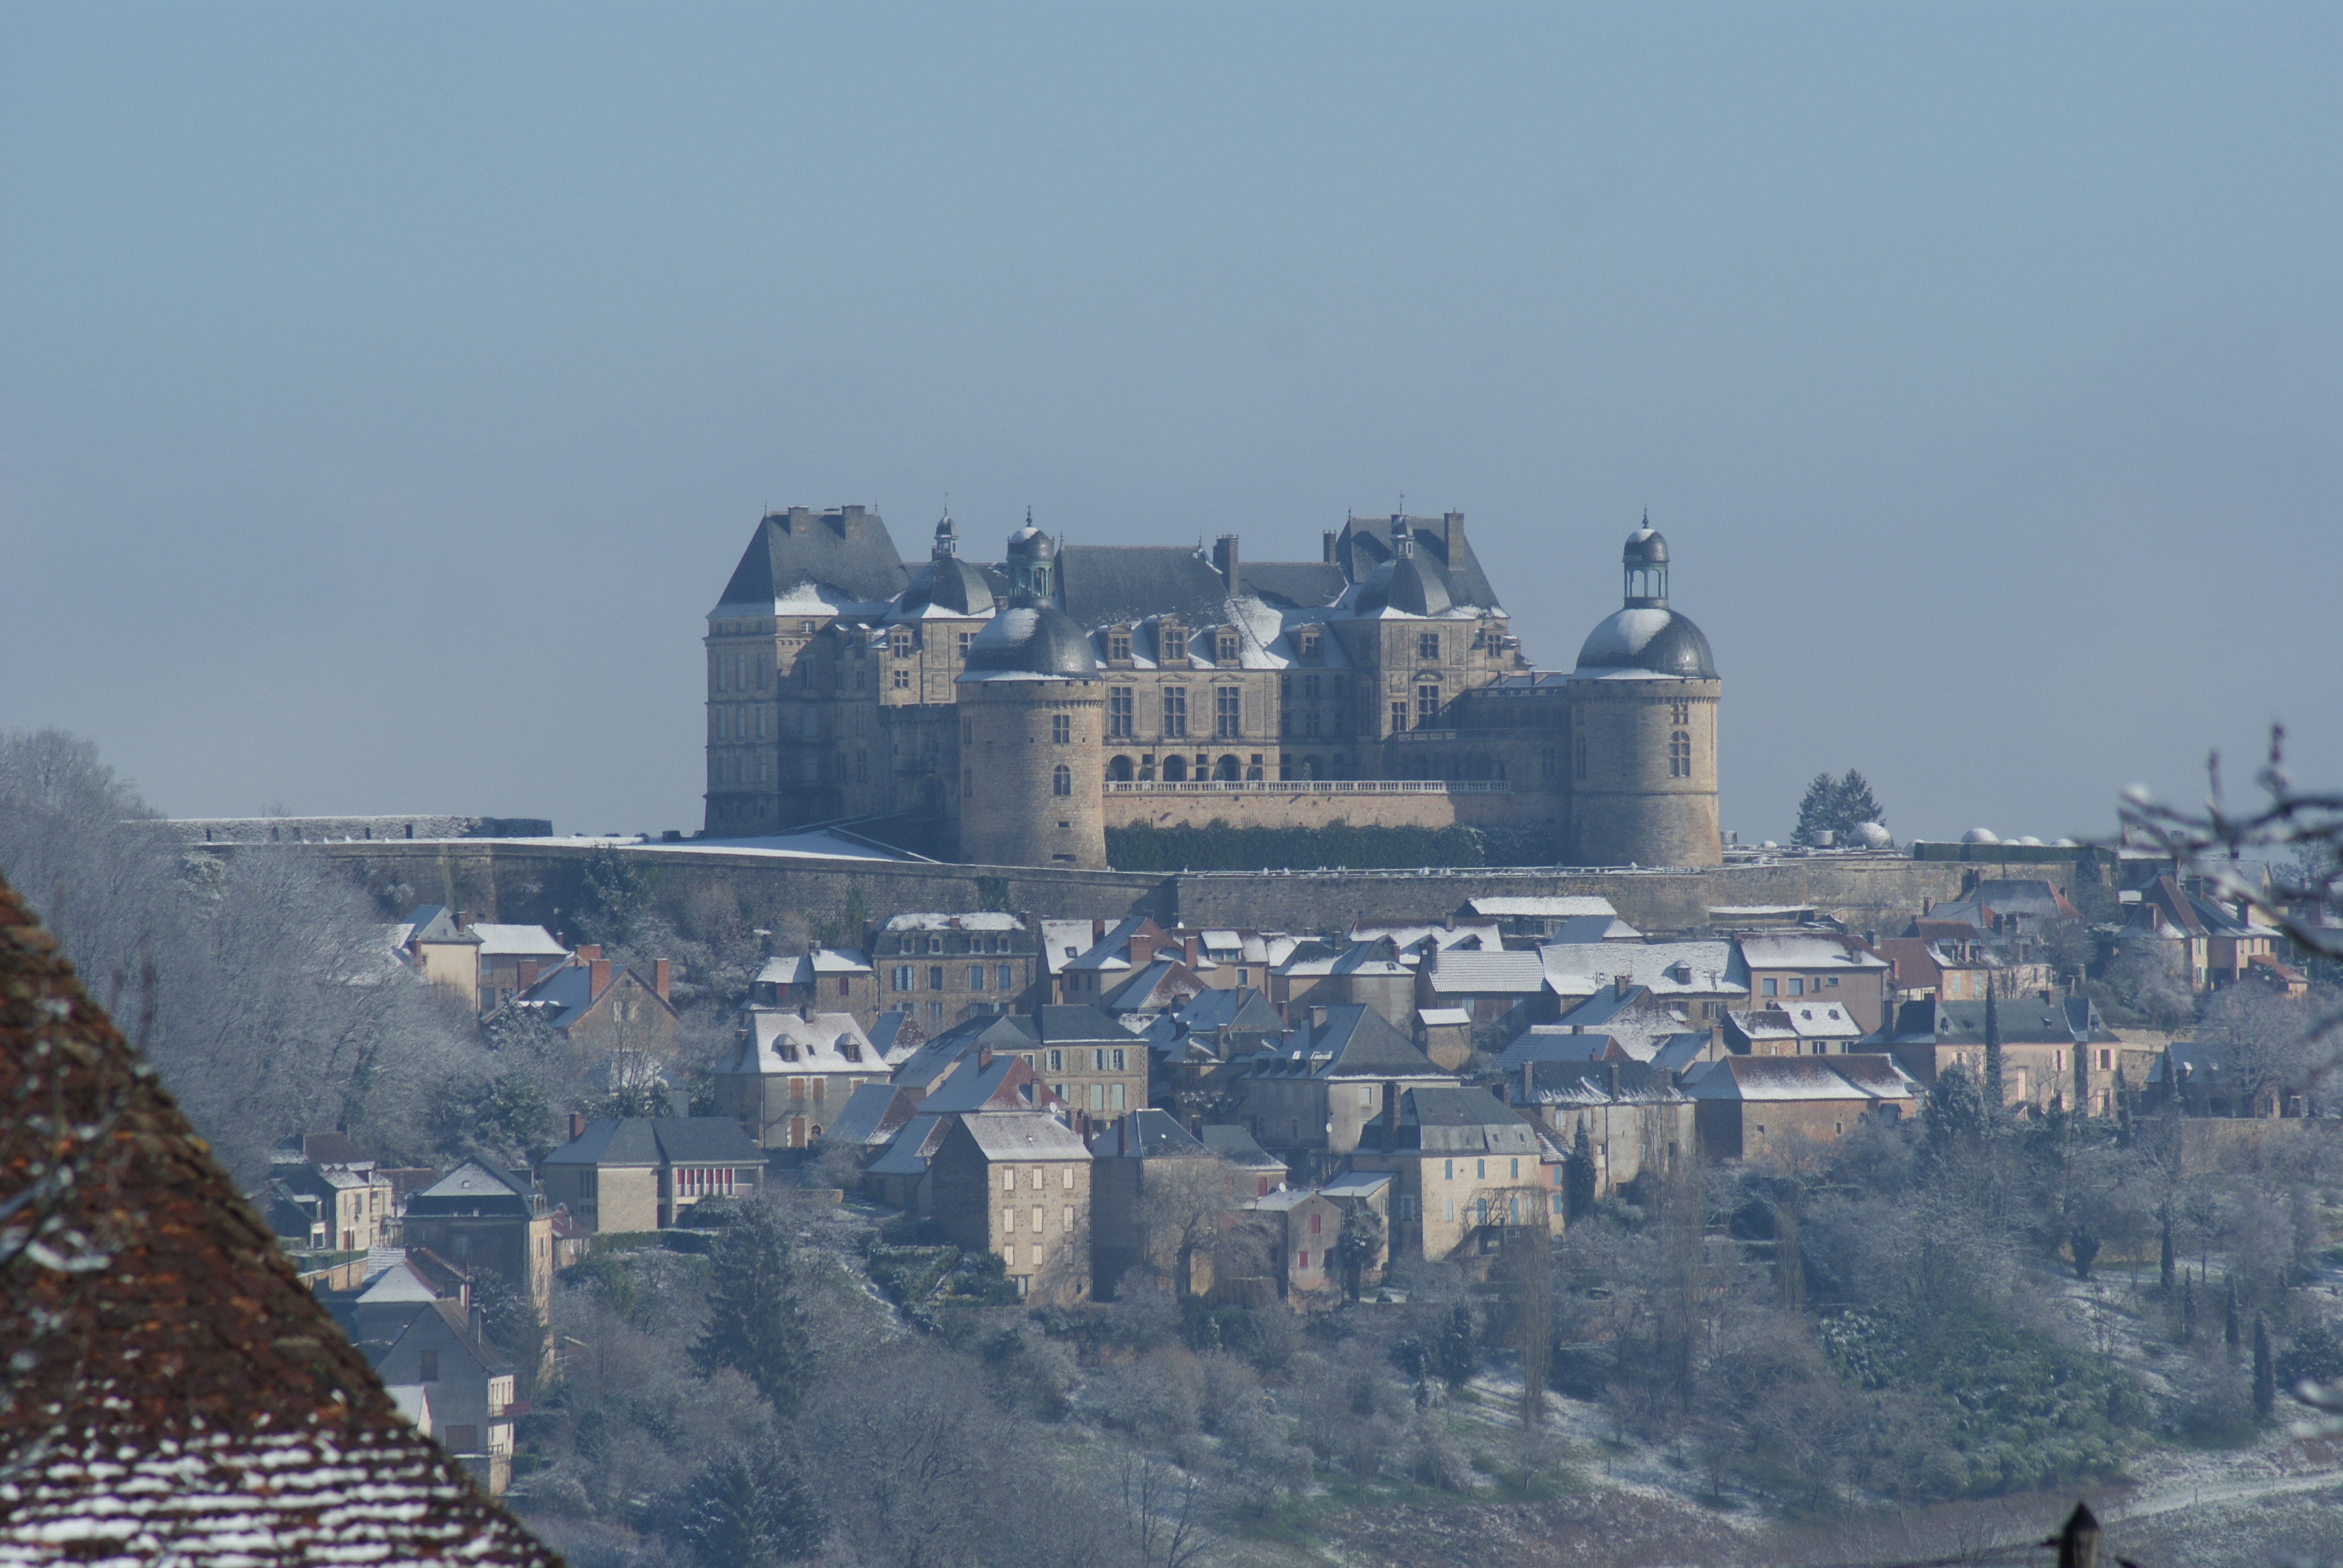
(653, 959, 671, 1001)
(569, 1112, 585, 1141)
(589, 958, 611, 997)
(1614, 973, 1631, 1000)
(978, 1044, 994, 1070)
(1183, 934, 1200, 967)
(575, 943, 602, 964)
(1213, 535, 1241, 599)
(1380, 1080, 1398, 1154)
(1443, 512, 1464, 561)
(1322, 529, 1337, 564)
(454, 911, 470, 932)
(1308, 1003, 1328, 1033)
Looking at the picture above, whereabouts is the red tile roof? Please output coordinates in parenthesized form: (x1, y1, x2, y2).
(0, 875, 559, 1566)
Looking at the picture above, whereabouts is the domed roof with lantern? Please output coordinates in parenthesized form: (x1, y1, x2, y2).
(899, 512, 1004, 619)
(1572, 513, 1718, 680)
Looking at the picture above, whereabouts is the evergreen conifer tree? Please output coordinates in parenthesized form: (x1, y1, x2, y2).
(2226, 1275, 2242, 1354)
(2160, 1203, 2177, 1298)
(1832, 770, 1884, 832)
(669, 1441, 824, 1566)
(1565, 1123, 1598, 1220)
(693, 1203, 814, 1417)
(2255, 1310, 2277, 1420)
(1791, 774, 1838, 846)
(1435, 1302, 1477, 1388)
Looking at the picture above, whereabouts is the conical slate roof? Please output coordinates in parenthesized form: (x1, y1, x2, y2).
(0, 874, 559, 1567)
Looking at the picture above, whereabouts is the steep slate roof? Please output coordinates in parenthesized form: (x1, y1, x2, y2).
(715, 506, 909, 610)
(1689, 1056, 1917, 1102)
(1539, 940, 1745, 1002)
(820, 1083, 923, 1149)
(1420, 949, 1548, 998)
(404, 1158, 536, 1218)
(1251, 1003, 1445, 1082)
(0, 874, 557, 1567)
(1514, 1059, 1685, 1106)
(1092, 1108, 1208, 1160)
(1496, 1028, 1630, 1070)
(954, 1112, 1093, 1162)
(541, 1116, 764, 1168)
(1398, 1086, 1542, 1153)
(1240, 561, 1349, 608)
(1889, 995, 2117, 1047)
(865, 1114, 951, 1178)
(721, 1008, 887, 1076)
(1056, 545, 1231, 628)
(1198, 1125, 1286, 1174)
(1736, 932, 1890, 974)
(1336, 513, 1502, 611)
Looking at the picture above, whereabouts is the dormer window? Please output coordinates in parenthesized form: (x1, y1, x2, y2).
(1216, 632, 1239, 664)
(1298, 632, 1322, 663)
(1108, 629, 1132, 662)
(891, 632, 913, 658)
(1159, 622, 1182, 661)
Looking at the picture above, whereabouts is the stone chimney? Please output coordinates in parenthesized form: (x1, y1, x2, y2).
(1092, 918, 1106, 944)
(575, 944, 602, 964)
(1380, 1080, 1398, 1154)
(589, 958, 611, 997)
(1182, 934, 1200, 967)
(569, 1112, 585, 1142)
(1213, 535, 1241, 598)
(654, 958, 671, 1002)
(837, 504, 867, 538)
(1614, 973, 1631, 1000)
(1604, 1060, 1619, 1100)
(1129, 932, 1156, 966)
(978, 1044, 994, 1070)
(1308, 1003, 1328, 1033)
(1442, 511, 1465, 563)
(1322, 529, 1337, 564)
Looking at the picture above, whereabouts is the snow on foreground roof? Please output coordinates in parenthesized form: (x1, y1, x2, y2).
(0, 874, 558, 1567)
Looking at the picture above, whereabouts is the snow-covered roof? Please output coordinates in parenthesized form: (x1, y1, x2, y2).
(468, 923, 568, 958)
(1688, 1056, 1917, 1103)
(882, 911, 1026, 932)
(1736, 932, 1888, 971)
(1417, 1007, 1471, 1027)
(956, 1111, 1093, 1161)
(1420, 949, 1548, 996)
(1539, 940, 1744, 999)
(1465, 895, 1620, 919)
(755, 947, 874, 984)
(719, 1010, 890, 1076)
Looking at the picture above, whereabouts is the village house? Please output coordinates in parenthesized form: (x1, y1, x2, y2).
(870, 910, 1044, 1025)
(489, 944, 680, 1064)
(1200, 1123, 1289, 1197)
(1734, 931, 1893, 1034)
(928, 1112, 1095, 1302)
(1161, 926, 1298, 993)
(1414, 945, 1552, 1043)
(711, 1006, 899, 1149)
(258, 1135, 397, 1253)
(1461, 895, 1627, 946)
(1538, 938, 1746, 1025)
(399, 1160, 554, 1321)
(1089, 1108, 1233, 1299)
(2119, 875, 2283, 990)
(1722, 999, 1865, 1056)
(1320, 937, 1420, 1033)
(537, 1117, 766, 1232)
(750, 946, 879, 1027)
(1235, 1002, 1453, 1173)
(897, 1005, 1149, 1125)
(1352, 1084, 1558, 1265)
(365, 1298, 520, 1495)
(1886, 991, 2124, 1114)
(1508, 1058, 1691, 1201)
(1688, 1055, 1919, 1162)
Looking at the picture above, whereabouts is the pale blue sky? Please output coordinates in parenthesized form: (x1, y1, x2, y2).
(4, 4, 2337, 843)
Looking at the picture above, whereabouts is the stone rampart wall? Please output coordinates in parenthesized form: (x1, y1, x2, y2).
(1101, 785, 1544, 832)
(169, 815, 552, 845)
(252, 838, 2092, 944)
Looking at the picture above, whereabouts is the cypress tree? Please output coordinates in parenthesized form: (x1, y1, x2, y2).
(2254, 1310, 2276, 1420)
(1565, 1123, 1598, 1221)
(2116, 1066, 2133, 1148)
(1982, 975, 2005, 1120)
(2183, 1273, 2197, 1342)
(1436, 1302, 1477, 1388)
(693, 1203, 814, 1416)
(2160, 1203, 2177, 1298)
(2225, 1274, 2241, 1354)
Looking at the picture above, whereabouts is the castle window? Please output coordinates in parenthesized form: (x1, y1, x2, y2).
(1107, 755, 1134, 782)
(928, 965, 945, 991)
(958, 632, 974, 657)
(1574, 736, 1588, 780)
(970, 965, 986, 990)
(757, 658, 768, 691)
(1215, 687, 1240, 738)
(893, 667, 909, 690)
(1671, 698, 1691, 725)
(756, 707, 767, 739)
(1299, 632, 1321, 662)
(1305, 712, 1322, 737)
(1108, 687, 1133, 739)
(1216, 632, 1239, 664)
(1669, 730, 1692, 778)
(1418, 632, 1440, 661)
(892, 964, 913, 992)
(1159, 622, 1182, 661)
(1162, 686, 1188, 739)
(801, 660, 814, 687)
(1109, 629, 1131, 662)
(1161, 755, 1187, 782)
(891, 632, 911, 658)
(1051, 714, 1070, 744)
(1391, 701, 1408, 735)
(1303, 673, 1320, 701)
(1052, 764, 1072, 796)
(1415, 683, 1441, 727)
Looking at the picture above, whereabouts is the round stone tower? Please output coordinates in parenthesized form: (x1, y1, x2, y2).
(1565, 518, 1722, 867)
(954, 564, 1105, 869)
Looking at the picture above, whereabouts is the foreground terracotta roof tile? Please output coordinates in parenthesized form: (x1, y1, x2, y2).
(0, 874, 560, 1567)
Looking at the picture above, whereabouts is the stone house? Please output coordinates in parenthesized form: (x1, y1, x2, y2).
(1199, 1123, 1288, 1198)
(895, 1006, 1147, 1128)
(1460, 895, 1624, 946)
(1538, 939, 1746, 1026)
(1885, 992, 2124, 1114)
(2119, 875, 2282, 990)
(258, 1145, 396, 1253)
(871, 911, 1043, 1027)
(750, 947, 879, 1027)
(1735, 932, 1893, 1034)
(1351, 1084, 1556, 1264)
(1253, 1172, 1394, 1304)
(1089, 1109, 1225, 1299)
(1722, 1000, 1864, 1057)
(928, 1112, 1094, 1302)
(1507, 1059, 1691, 1201)
(1688, 1056, 1918, 1162)
(1321, 937, 1418, 1033)
(712, 1006, 901, 1149)
(537, 1117, 765, 1232)
(400, 1160, 554, 1322)
(1234, 1002, 1452, 1171)
(490, 944, 678, 1065)
(367, 1301, 519, 1495)
(1414, 946, 1551, 1042)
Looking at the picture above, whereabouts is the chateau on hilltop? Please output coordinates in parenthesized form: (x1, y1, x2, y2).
(703, 506, 1720, 869)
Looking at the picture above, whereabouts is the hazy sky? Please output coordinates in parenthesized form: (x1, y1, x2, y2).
(5, 4, 2338, 846)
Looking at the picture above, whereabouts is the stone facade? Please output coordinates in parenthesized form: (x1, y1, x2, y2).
(700, 507, 1724, 869)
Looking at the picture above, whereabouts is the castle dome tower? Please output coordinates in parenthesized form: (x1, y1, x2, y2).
(1564, 517, 1722, 867)
(953, 557, 1105, 868)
